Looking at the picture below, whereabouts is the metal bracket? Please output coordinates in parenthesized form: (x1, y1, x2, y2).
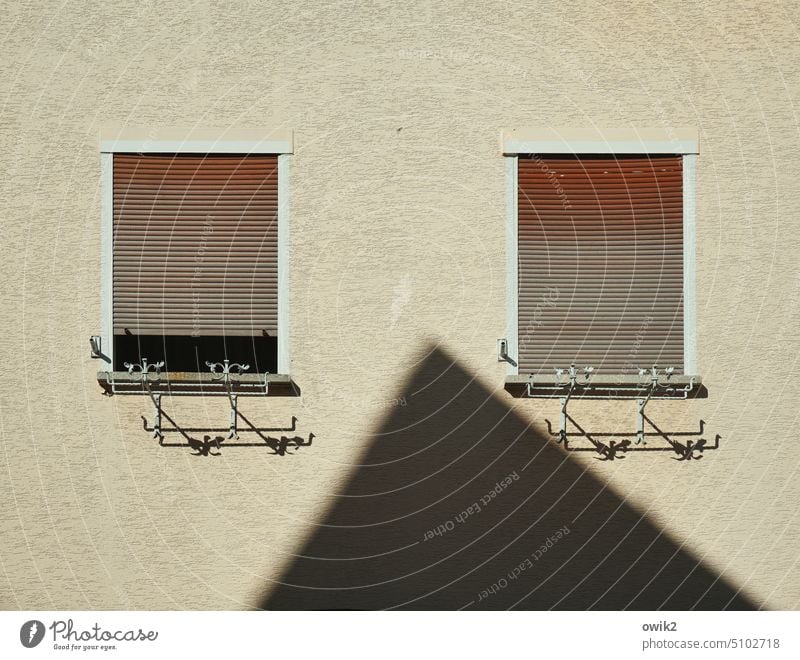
(636, 365, 676, 444)
(150, 393, 163, 440)
(123, 359, 165, 439)
(206, 360, 252, 439)
(536, 363, 700, 451)
(227, 393, 239, 440)
(115, 358, 280, 447)
(535, 363, 595, 443)
(497, 338, 517, 366)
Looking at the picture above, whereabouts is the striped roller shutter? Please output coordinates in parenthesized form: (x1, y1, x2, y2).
(113, 154, 278, 336)
(517, 154, 684, 374)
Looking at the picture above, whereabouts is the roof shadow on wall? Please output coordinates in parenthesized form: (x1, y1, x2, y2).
(260, 345, 755, 610)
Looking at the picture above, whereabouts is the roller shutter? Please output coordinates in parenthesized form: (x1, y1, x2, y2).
(517, 154, 684, 374)
(113, 153, 278, 337)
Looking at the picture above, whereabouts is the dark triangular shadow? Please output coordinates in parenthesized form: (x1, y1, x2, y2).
(260, 346, 755, 610)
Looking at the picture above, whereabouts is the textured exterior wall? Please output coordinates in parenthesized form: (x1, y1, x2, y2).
(1, 0, 799, 609)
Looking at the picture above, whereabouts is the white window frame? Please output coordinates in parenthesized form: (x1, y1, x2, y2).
(99, 128, 293, 374)
(502, 128, 699, 376)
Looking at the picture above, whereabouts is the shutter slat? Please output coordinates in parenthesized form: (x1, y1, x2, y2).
(113, 154, 278, 336)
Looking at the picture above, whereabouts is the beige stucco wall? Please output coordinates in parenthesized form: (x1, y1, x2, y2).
(1, 0, 799, 609)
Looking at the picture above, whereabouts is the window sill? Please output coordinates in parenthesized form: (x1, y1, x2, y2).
(505, 374, 704, 399)
(97, 371, 298, 396)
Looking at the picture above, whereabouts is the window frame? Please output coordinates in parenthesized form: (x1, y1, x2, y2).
(503, 128, 698, 377)
(99, 129, 293, 375)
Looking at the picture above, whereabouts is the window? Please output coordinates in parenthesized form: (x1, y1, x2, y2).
(503, 128, 698, 378)
(98, 130, 292, 378)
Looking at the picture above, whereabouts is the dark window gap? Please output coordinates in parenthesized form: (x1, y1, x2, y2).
(113, 335, 277, 373)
